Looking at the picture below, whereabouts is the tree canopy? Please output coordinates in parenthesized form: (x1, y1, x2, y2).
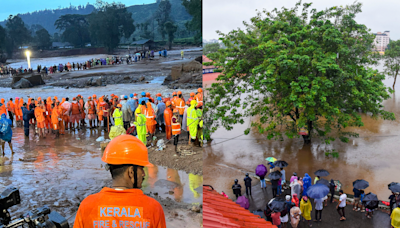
(164, 21, 177, 50)
(181, 0, 201, 42)
(55, 14, 90, 48)
(383, 40, 400, 90)
(35, 28, 52, 49)
(6, 15, 31, 50)
(204, 43, 221, 54)
(205, 2, 395, 144)
(155, 0, 172, 41)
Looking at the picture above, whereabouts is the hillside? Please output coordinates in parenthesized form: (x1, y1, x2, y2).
(0, 0, 192, 38)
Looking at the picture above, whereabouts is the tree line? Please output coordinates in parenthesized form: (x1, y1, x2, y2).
(0, 0, 201, 61)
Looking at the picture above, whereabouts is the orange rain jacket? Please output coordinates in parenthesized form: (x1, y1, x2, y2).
(73, 187, 166, 228)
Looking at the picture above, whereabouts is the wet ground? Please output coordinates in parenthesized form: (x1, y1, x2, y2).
(203, 64, 400, 227)
(0, 127, 202, 226)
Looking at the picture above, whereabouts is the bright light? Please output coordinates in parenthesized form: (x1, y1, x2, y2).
(25, 50, 31, 56)
(25, 50, 31, 69)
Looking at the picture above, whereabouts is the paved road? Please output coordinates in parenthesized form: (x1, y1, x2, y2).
(241, 179, 392, 228)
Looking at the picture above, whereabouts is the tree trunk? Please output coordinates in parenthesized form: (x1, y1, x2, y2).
(393, 72, 398, 90)
(302, 120, 313, 144)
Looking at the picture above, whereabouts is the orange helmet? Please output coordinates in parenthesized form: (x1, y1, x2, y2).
(186, 101, 190, 105)
(134, 93, 138, 96)
(73, 97, 76, 101)
(117, 104, 122, 108)
(102, 135, 151, 166)
(93, 94, 97, 98)
(172, 92, 177, 96)
(111, 94, 115, 97)
(166, 101, 172, 107)
(77, 94, 81, 97)
(173, 108, 179, 113)
(190, 92, 195, 97)
(54, 96, 58, 100)
(177, 91, 182, 95)
(156, 93, 162, 97)
(198, 88, 203, 93)
(146, 92, 150, 97)
(88, 96, 92, 99)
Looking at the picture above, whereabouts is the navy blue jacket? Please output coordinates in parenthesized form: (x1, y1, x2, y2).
(22, 107, 34, 121)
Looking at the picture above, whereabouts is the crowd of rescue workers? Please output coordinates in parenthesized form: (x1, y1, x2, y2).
(0, 87, 203, 154)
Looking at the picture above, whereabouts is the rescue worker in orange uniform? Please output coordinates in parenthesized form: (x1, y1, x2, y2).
(145, 101, 156, 139)
(177, 91, 185, 103)
(164, 101, 173, 141)
(171, 108, 181, 153)
(93, 94, 99, 127)
(71, 97, 81, 130)
(171, 92, 177, 109)
(15, 98, 22, 127)
(146, 92, 154, 103)
(34, 101, 46, 138)
(0, 98, 6, 117)
(73, 135, 166, 228)
(45, 97, 53, 131)
(174, 91, 185, 122)
(195, 88, 203, 107)
(188, 92, 195, 103)
(51, 101, 61, 138)
(7, 98, 14, 127)
(78, 95, 86, 127)
(85, 97, 97, 129)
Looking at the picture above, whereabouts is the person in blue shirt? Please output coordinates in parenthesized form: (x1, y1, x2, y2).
(269, 162, 275, 173)
(126, 94, 138, 116)
(360, 190, 365, 212)
(138, 92, 149, 105)
(353, 187, 361, 211)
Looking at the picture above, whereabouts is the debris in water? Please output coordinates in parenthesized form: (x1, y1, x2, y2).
(96, 136, 105, 142)
(76, 138, 81, 140)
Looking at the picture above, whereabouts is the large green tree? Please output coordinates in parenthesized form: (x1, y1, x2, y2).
(0, 26, 7, 62)
(155, 0, 172, 41)
(55, 14, 90, 48)
(383, 40, 400, 90)
(88, 1, 135, 52)
(205, 2, 395, 144)
(6, 15, 31, 50)
(164, 21, 177, 50)
(35, 28, 52, 49)
(181, 0, 201, 43)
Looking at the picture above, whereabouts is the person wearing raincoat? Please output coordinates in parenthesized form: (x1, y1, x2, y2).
(0, 114, 13, 155)
(156, 97, 165, 132)
(134, 108, 147, 145)
(303, 173, 312, 197)
(196, 105, 203, 146)
(112, 104, 123, 127)
(171, 108, 181, 153)
(189, 173, 203, 199)
(182, 101, 190, 141)
(164, 101, 173, 140)
(291, 179, 301, 198)
(300, 196, 312, 227)
(186, 100, 199, 149)
(145, 101, 156, 139)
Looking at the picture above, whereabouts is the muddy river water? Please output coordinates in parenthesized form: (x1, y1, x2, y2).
(0, 82, 202, 221)
(204, 64, 400, 201)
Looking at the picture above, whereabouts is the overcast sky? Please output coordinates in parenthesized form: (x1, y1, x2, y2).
(203, 0, 400, 41)
(0, 0, 155, 21)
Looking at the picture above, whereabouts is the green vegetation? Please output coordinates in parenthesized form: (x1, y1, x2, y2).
(204, 43, 221, 54)
(205, 2, 395, 144)
(383, 40, 400, 90)
(182, 0, 201, 43)
(35, 29, 52, 50)
(55, 14, 90, 48)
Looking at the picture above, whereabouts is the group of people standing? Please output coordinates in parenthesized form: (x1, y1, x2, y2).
(0, 88, 203, 154)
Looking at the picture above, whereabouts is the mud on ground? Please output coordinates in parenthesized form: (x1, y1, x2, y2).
(148, 131, 203, 175)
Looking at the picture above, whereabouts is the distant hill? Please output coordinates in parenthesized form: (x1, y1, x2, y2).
(0, 0, 192, 39)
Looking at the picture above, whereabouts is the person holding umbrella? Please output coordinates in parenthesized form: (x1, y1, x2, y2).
(269, 171, 282, 198)
(353, 187, 362, 211)
(300, 196, 312, 227)
(255, 164, 268, 189)
(244, 173, 252, 196)
(337, 190, 347, 221)
(306, 183, 330, 223)
(274, 160, 288, 191)
(329, 179, 336, 204)
(362, 192, 379, 219)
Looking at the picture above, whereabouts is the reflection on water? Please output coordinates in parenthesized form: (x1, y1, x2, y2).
(0, 126, 202, 219)
(204, 66, 400, 200)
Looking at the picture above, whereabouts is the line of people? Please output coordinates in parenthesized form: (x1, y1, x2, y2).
(0, 88, 203, 152)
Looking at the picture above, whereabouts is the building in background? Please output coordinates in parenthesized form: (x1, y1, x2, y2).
(373, 31, 390, 54)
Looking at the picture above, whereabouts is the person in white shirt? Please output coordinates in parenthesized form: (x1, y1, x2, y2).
(337, 190, 347, 221)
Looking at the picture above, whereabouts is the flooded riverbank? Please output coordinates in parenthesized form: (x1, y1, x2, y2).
(204, 69, 400, 201)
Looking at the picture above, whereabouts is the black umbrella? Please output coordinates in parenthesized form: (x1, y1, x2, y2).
(273, 160, 288, 168)
(268, 171, 282, 180)
(389, 182, 399, 189)
(314, 169, 330, 177)
(316, 178, 330, 187)
(353, 179, 369, 189)
(389, 183, 400, 193)
(268, 198, 286, 212)
(362, 192, 379, 210)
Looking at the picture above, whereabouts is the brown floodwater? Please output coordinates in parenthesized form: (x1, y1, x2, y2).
(0, 84, 202, 223)
(204, 67, 400, 201)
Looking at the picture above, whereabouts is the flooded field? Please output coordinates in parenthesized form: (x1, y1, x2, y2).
(204, 67, 400, 201)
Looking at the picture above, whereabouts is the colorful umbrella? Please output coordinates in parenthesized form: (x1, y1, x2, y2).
(353, 179, 369, 190)
(236, 196, 249, 209)
(255, 164, 268, 177)
(274, 160, 288, 168)
(314, 169, 330, 177)
(306, 184, 330, 199)
(362, 192, 379, 210)
(265, 157, 277, 163)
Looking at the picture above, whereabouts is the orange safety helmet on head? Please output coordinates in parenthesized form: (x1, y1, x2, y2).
(177, 91, 182, 95)
(93, 94, 97, 98)
(102, 135, 151, 166)
(172, 92, 177, 96)
(111, 94, 115, 97)
(117, 104, 122, 108)
(186, 100, 190, 105)
(198, 88, 203, 93)
(88, 96, 92, 99)
(134, 93, 138, 96)
(73, 97, 76, 101)
(190, 92, 195, 97)
(156, 93, 161, 97)
(146, 92, 150, 97)
(166, 101, 172, 107)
